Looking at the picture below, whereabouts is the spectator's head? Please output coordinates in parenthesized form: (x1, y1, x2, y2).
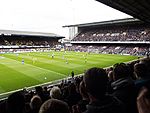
(139, 58, 150, 66)
(137, 86, 150, 113)
(139, 58, 150, 69)
(30, 95, 42, 111)
(7, 91, 25, 113)
(39, 99, 70, 113)
(113, 63, 131, 80)
(83, 67, 108, 100)
(134, 63, 149, 79)
(50, 86, 61, 99)
(139, 58, 150, 73)
(106, 67, 113, 74)
(68, 83, 77, 95)
(62, 86, 69, 98)
(43, 86, 48, 92)
(35, 86, 43, 94)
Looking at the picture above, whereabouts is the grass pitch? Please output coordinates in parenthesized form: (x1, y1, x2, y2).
(0, 51, 138, 95)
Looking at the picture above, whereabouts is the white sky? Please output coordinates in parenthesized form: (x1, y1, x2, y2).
(0, 0, 132, 38)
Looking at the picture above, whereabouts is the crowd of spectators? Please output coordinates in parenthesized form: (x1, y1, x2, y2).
(0, 38, 5, 45)
(0, 48, 52, 54)
(72, 26, 150, 42)
(67, 45, 149, 56)
(5, 39, 51, 46)
(0, 37, 58, 47)
(0, 57, 150, 113)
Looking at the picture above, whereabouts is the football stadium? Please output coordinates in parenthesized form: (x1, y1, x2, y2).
(0, 0, 150, 113)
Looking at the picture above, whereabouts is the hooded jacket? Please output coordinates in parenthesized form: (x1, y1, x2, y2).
(111, 77, 138, 113)
(84, 95, 125, 113)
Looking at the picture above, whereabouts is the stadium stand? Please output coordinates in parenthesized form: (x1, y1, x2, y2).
(67, 44, 149, 56)
(0, 35, 5, 45)
(72, 25, 150, 42)
(63, 18, 150, 57)
(0, 30, 64, 50)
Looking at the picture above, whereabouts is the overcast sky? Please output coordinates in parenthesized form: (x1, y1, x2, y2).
(0, 0, 132, 37)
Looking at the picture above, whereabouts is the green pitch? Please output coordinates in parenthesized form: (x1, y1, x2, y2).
(0, 51, 138, 95)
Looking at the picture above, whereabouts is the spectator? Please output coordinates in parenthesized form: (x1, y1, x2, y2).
(50, 86, 62, 99)
(112, 63, 137, 113)
(6, 91, 25, 113)
(64, 83, 82, 110)
(83, 67, 125, 113)
(43, 86, 50, 99)
(134, 58, 150, 89)
(39, 99, 70, 113)
(0, 100, 7, 113)
(137, 86, 150, 113)
(35, 86, 48, 102)
(75, 81, 89, 112)
(30, 95, 42, 113)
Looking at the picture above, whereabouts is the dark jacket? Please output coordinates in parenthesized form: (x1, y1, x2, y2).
(84, 96, 125, 113)
(135, 77, 150, 91)
(111, 77, 138, 113)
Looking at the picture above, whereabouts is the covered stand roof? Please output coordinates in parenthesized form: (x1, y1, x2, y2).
(0, 30, 64, 39)
(63, 18, 142, 28)
(96, 0, 150, 23)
